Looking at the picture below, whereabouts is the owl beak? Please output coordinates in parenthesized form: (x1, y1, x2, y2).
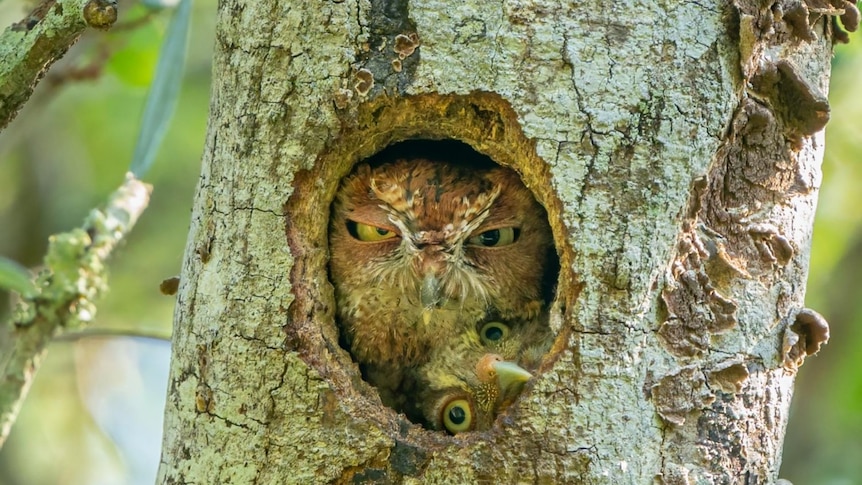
(416, 245, 446, 321)
(421, 272, 442, 309)
(493, 361, 533, 392)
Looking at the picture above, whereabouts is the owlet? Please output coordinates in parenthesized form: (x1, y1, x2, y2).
(406, 318, 554, 433)
(416, 352, 533, 434)
(329, 158, 555, 403)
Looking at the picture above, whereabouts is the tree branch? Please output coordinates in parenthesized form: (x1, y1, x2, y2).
(54, 326, 172, 343)
(0, 173, 151, 448)
(0, 0, 118, 130)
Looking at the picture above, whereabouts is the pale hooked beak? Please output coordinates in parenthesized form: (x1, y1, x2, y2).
(493, 361, 533, 393)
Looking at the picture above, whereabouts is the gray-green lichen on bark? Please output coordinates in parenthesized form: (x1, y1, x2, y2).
(0, 0, 118, 130)
(158, 0, 834, 483)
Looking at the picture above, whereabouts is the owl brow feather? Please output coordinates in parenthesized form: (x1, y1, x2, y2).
(458, 184, 502, 241)
(384, 212, 415, 248)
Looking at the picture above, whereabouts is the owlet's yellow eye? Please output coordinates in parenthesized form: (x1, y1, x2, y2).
(467, 227, 519, 247)
(479, 321, 510, 346)
(442, 398, 473, 434)
(346, 220, 397, 242)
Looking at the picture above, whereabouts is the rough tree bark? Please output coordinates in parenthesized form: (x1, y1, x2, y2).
(158, 0, 841, 483)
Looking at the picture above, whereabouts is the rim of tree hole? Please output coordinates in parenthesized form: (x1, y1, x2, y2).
(283, 92, 581, 443)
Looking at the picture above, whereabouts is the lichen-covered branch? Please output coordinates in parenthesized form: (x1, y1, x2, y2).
(0, 173, 151, 447)
(0, 0, 118, 130)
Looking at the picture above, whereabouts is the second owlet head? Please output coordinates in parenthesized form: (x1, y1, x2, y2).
(329, 158, 556, 398)
(415, 352, 533, 434)
(404, 317, 555, 433)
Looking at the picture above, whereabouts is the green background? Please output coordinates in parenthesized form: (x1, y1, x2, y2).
(0, 2, 859, 483)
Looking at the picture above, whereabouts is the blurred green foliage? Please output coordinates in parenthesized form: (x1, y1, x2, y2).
(0, 1, 859, 484)
(782, 38, 862, 485)
(106, 19, 162, 88)
(0, 1, 213, 483)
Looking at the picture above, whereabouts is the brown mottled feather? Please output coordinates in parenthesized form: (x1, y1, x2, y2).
(329, 158, 555, 407)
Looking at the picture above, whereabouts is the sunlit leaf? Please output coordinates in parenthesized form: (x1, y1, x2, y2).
(129, 0, 192, 178)
(107, 22, 161, 87)
(0, 256, 36, 297)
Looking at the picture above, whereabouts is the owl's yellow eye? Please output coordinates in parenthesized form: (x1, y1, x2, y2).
(442, 398, 473, 434)
(479, 322, 510, 345)
(346, 220, 397, 242)
(467, 227, 519, 247)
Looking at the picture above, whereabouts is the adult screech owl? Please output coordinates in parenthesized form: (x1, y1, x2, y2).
(329, 158, 555, 405)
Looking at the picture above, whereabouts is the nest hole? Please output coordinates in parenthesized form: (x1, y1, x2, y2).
(327, 138, 562, 435)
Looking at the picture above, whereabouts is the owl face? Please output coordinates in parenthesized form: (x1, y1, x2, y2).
(419, 353, 532, 434)
(407, 318, 550, 433)
(329, 158, 555, 371)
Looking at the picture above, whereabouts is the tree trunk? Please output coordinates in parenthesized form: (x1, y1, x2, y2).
(158, 0, 837, 482)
